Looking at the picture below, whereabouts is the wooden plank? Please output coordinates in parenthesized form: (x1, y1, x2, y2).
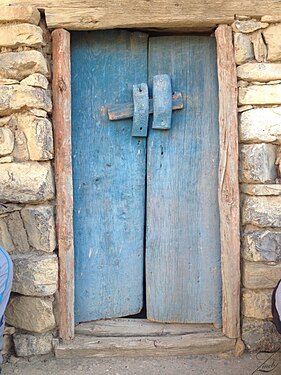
(215, 25, 240, 339)
(55, 331, 235, 358)
(3, 1, 281, 30)
(71, 31, 147, 323)
(146, 36, 221, 324)
(108, 92, 183, 121)
(75, 319, 217, 337)
(52, 29, 74, 342)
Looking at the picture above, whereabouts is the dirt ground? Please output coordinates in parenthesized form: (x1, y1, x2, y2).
(2, 352, 281, 375)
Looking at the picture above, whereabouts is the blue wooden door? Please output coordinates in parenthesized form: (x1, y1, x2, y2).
(71, 31, 221, 324)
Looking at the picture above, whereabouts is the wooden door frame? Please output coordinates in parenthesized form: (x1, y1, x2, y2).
(52, 25, 240, 343)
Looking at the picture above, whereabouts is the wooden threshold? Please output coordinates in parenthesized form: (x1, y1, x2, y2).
(75, 318, 219, 337)
(55, 319, 235, 358)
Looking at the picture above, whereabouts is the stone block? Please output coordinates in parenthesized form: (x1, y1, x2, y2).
(0, 51, 48, 81)
(0, 85, 52, 116)
(242, 261, 281, 289)
(0, 5, 40, 25)
(234, 33, 254, 65)
(242, 228, 281, 262)
(232, 20, 268, 33)
(17, 113, 53, 161)
(0, 23, 43, 49)
(237, 63, 281, 83)
(0, 128, 14, 156)
(263, 24, 281, 61)
(21, 205, 56, 252)
(0, 219, 15, 253)
(239, 107, 281, 143)
(239, 144, 277, 183)
(21, 74, 49, 90)
(12, 254, 58, 296)
(242, 196, 281, 227)
(6, 296, 56, 333)
(0, 78, 18, 85)
(242, 289, 272, 319)
(12, 129, 29, 161)
(1, 211, 30, 253)
(2, 335, 13, 357)
(240, 184, 281, 196)
(242, 318, 281, 352)
(0, 162, 55, 203)
(13, 332, 53, 357)
(250, 30, 267, 63)
(239, 85, 281, 105)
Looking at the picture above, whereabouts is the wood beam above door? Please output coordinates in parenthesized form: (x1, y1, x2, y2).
(2, 0, 281, 30)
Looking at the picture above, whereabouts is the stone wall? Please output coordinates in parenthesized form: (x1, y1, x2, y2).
(233, 18, 281, 351)
(0, 5, 57, 357)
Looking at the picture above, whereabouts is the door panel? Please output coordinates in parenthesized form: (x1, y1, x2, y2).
(71, 31, 148, 323)
(146, 36, 221, 323)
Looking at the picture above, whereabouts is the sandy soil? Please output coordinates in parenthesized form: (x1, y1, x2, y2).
(2, 352, 281, 375)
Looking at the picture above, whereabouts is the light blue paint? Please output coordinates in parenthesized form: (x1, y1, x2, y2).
(71, 31, 148, 323)
(71, 32, 221, 325)
(146, 36, 222, 324)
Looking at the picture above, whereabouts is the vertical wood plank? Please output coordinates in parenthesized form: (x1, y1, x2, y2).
(215, 25, 240, 339)
(52, 29, 74, 342)
(146, 36, 221, 324)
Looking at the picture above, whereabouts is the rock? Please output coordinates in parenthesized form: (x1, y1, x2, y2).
(261, 15, 281, 23)
(13, 332, 53, 357)
(237, 63, 281, 82)
(0, 219, 15, 253)
(0, 78, 19, 85)
(240, 184, 281, 196)
(0, 128, 14, 156)
(1, 211, 30, 253)
(242, 196, 281, 227)
(2, 335, 12, 356)
(242, 261, 281, 289)
(239, 107, 281, 143)
(239, 144, 277, 183)
(28, 108, 47, 118)
(12, 129, 29, 161)
(234, 33, 254, 65)
(263, 24, 281, 61)
(0, 162, 55, 203)
(21, 205, 56, 252)
(0, 85, 52, 116)
(232, 20, 269, 33)
(242, 318, 281, 352)
(12, 254, 58, 296)
(250, 30, 267, 62)
(17, 113, 53, 161)
(239, 85, 281, 105)
(0, 51, 49, 80)
(21, 74, 49, 90)
(0, 156, 13, 163)
(0, 6, 40, 25)
(0, 24, 43, 49)
(242, 289, 272, 319)
(242, 227, 281, 263)
(6, 296, 56, 333)
(238, 105, 253, 113)
(4, 326, 16, 336)
(242, 228, 281, 262)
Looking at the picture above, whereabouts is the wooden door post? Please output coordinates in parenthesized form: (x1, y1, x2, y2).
(52, 28, 74, 342)
(215, 25, 240, 339)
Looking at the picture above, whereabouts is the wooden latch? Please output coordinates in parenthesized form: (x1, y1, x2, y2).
(107, 75, 184, 137)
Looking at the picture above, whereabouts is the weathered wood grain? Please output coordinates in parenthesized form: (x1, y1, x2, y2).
(55, 331, 235, 358)
(52, 29, 74, 342)
(75, 319, 217, 337)
(3, 1, 281, 30)
(146, 36, 221, 324)
(71, 31, 147, 323)
(215, 25, 240, 339)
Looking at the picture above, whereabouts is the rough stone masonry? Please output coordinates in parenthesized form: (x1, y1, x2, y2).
(1, 3, 281, 359)
(234, 17, 281, 351)
(0, 5, 57, 357)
